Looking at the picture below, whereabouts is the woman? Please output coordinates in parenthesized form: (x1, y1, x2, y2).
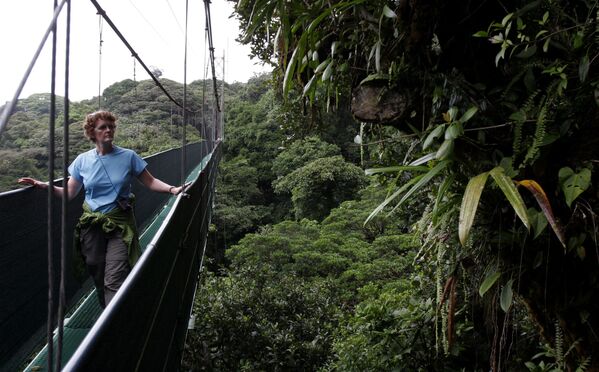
(18, 110, 187, 308)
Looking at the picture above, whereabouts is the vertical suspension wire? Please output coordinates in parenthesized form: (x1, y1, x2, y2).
(203, 0, 221, 113)
(47, 0, 59, 369)
(201, 30, 208, 147)
(203, 0, 220, 150)
(97, 15, 104, 109)
(181, 0, 189, 186)
(56, 0, 71, 370)
(220, 50, 225, 141)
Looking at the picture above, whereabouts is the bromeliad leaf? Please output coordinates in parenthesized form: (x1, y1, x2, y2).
(364, 174, 424, 225)
(490, 166, 530, 230)
(409, 152, 436, 166)
(364, 165, 429, 176)
(433, 174, 455, 225)
(388, 160, 451, 215)
(283, 46, 300, 98)
(479, 270, 501, 297)
(459, 171, 490, 246)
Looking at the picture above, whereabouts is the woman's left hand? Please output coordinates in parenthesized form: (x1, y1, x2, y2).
(170, 182, 192, 195)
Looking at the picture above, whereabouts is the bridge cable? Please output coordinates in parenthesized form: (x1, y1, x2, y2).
(0, 0, 67, 138)
(201, 30, 208, 144)
(181, 0, 189, 185)
(56, 0, 72, 370)
(97, 14, 103, 109)
(46, 0, 60, 369)
(203, 0, 221, 116)
(89, 0, 196, 113)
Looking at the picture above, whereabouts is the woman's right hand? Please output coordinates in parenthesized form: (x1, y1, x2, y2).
(18, 177, 47, 189)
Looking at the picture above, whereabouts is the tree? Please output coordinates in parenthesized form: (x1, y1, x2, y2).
(274, 155, 368, 221)
(271, 136, 340, 179)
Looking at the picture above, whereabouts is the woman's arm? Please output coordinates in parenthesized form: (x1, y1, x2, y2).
(17, 176, 82, 200)
(137, 169, 187, 195)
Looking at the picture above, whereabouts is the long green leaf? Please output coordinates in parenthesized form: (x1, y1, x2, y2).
(432, 174, 455, 225)
(364, 175, 424, 225)
(322, 62, 334, 82)
(364, 165, 429, 176)
(283, 45, 300, 98)
(307, 8, 332, 34)
(479, 270, 501, 297)
(303, 75, 316, 97)
(459, 171, 490, 246)
(388, 160, 451, 215)
(314, 59, 330, 74)
(489, 166, 530, 230)
(500, 279, 514, 312)
(375, 40, 381, 72)
(409, 152, 436, 166)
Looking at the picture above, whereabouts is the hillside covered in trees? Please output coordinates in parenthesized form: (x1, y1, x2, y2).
(0, 78, 211, 192)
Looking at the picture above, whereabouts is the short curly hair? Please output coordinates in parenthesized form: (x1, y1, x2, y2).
(83, 111, 117, 142)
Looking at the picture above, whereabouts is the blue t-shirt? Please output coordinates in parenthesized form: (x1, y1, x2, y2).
(68, 146, 147, 213)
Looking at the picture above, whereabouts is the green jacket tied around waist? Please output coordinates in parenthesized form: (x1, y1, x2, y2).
(73, 199, 141, 280)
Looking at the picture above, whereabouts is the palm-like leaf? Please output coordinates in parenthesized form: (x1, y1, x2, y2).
(459, 171, 490, 245)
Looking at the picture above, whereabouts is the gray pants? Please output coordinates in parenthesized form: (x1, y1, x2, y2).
(80, 225, 130, 308)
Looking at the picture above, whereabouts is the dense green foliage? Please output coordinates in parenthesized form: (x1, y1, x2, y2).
(209, 74, 363, 254)
(183, 0, 599, 370)
(274, 155, 368, 220)
(185, 186, 451, 371)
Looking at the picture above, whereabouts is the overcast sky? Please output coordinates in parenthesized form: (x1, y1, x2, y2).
(0, 0, 271, 104)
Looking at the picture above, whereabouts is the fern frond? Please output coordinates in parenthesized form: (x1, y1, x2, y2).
(555, 320, 564, 367)
(520, 104, 547, 169)
(522, 89, 541, 114)
(513, 120, 524, 157)
(512, 90, 541, 162)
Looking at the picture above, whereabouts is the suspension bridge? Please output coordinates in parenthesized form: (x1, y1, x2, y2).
(0, 1, 225, 370)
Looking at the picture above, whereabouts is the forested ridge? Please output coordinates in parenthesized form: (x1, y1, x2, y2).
(0, 78, 209, 192)
(3, 0, 599, 370)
